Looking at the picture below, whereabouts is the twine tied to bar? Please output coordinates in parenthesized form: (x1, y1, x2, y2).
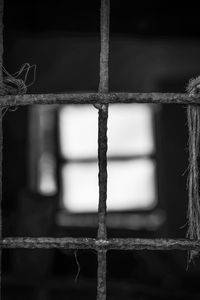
(0, 63, 36, 116)
(0, 63, 36, 96)
(187, 76, 200, 263)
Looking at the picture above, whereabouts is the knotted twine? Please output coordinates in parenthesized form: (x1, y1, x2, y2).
(187, 76, 200, 263)
(0, 63, 36, 118)
(0, 63, 36, 97)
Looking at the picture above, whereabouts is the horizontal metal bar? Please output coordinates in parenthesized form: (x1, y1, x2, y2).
(1, 237, 200, 251)
(0, 92, 199, 107)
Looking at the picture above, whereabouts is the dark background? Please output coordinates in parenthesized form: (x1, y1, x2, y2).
(2, 0, 200, 299)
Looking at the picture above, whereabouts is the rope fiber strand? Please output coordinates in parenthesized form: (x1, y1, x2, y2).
(187, 77, 200, 262)
(0, 0, 3, 297)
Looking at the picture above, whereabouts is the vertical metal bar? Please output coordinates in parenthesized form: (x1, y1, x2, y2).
(0, 0, 3, 296)
(97, 250, 107, 300)
(97, 108, 108, 240)
(99, 0, 110, 95)
(97, 0, 110, 299)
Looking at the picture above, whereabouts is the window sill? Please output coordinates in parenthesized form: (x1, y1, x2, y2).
(56, 209, 165, 231)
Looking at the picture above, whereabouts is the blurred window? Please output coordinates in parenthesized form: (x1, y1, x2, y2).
(59, 104, 157, 213)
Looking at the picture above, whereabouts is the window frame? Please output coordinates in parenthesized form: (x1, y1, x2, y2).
(56, 103, 165, 231)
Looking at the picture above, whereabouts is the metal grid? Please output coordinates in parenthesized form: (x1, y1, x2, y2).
(1, 0, 200, 299)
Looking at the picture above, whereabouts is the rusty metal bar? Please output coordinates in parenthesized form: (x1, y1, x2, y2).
(97, 250, 107, 299)
(99, 1, 109, 94)
(2, 237, 200, 251)
(0, 92, 198, 107)
(97, 0, 110, 299)
(0, 0, 3, 297)
(97, 106, 108, 240)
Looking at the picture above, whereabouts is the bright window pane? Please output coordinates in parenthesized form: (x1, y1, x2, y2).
(60, 104, 154, 159)
(60, 105, 98, 159)
(62, 159, 156, 212)
(108, 104, 154, 156)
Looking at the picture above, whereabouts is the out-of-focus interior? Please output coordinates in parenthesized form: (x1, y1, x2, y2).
(2, 1, 200, 299)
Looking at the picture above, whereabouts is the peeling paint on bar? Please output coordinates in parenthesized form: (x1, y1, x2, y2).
(2, 238, 200, 251)
(0, 92, 199, 107)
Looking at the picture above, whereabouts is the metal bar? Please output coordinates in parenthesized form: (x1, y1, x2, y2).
(97, 0, 110, 299)
(97, 250, 107, 299)
(0, 92, 197, 107)
(2, 237, 200, 251)
(0, 0, 3, 298)
(97, 107, 108, 240)
(99, 0, 109, 94)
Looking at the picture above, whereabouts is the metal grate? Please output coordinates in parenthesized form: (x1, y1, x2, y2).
(1, 0, 200, 299)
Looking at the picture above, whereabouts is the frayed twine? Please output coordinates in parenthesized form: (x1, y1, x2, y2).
(74, 250, 80, 282)
(0, 63, 36, 116)
(187, 76, 200, 264)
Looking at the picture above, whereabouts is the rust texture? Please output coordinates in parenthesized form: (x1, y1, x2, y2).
(99, 0, 109, 94)
(97, 0, 110, 299)
(0, 0, 3, 296)
(97, 250, 107, 300)
(1, 237, 200, 251)
(97, 105, 108, 240)
(0, 92, 199, 107)
(97, 106, 108, 299)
